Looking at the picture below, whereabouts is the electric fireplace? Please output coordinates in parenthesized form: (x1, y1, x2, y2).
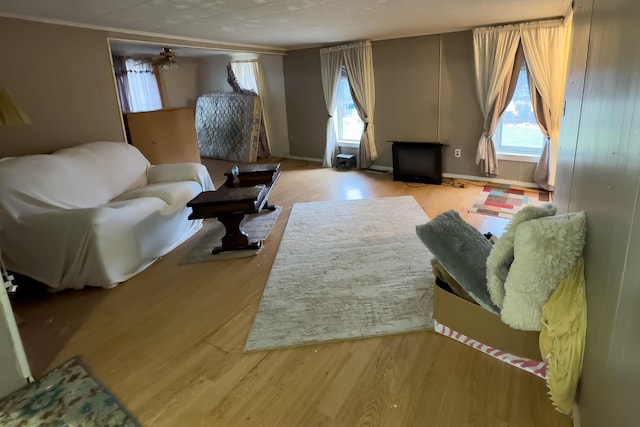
(391, 141, 444, 185)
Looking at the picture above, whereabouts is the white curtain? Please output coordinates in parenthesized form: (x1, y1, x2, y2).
(231, 60, 272, 153)
(521, 17, 573, 189)
(319, 48, 343, 167)
(343, 41, 377, 168)
(230, 61, 260, 94)
(123, 59, 162, 112)
(472, 26, 521, 176)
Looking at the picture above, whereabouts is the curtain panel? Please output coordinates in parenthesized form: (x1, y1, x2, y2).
(472, 26, 521, 176)
(319, 48, 343, 167)
(521, 17, 573, 190)
(343, 41, 377, 169)
(472, 14, 572, 187)
(230, 61, 260, 94)
(320, 41, 376, 168)
(112, 56, 131, 113)
(528, 72, 553, 189)
(114, 57, 163, 113)
(230, 60, 272, 157)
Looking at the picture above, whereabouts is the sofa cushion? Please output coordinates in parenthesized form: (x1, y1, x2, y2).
(147, 163, 215, 191)
(0, 142, 149, 216)
(112, 181, 202, 212)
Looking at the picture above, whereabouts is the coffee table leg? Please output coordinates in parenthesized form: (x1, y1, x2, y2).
(212, 213, 262, 254)
(264, 200, 276, 211)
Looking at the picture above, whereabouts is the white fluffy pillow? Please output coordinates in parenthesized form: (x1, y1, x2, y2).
(500, 212, 586, 331)
(486, 204, 557, 309)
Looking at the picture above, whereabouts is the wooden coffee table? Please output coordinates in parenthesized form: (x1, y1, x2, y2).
(222, 163, 281, 210)
(187, 163, 280, 254)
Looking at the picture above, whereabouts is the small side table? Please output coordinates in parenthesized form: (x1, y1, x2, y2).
(336, 153, 356, 169)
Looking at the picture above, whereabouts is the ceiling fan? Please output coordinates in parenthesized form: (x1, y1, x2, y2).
(151, 47, 179, 70)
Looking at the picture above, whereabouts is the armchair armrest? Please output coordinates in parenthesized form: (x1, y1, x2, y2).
(147, 163, 215, 191)
(7, 199, 167, 290)
(4, 207, 107, 289)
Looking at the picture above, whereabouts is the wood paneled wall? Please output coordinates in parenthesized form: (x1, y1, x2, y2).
(555, 0, 640, 425)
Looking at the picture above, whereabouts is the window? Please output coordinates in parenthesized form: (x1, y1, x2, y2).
(230, 61, 259, 94)
(119, 59, 163, 113)
(334, 67, 363, 146)
(494, 62, 545, 160)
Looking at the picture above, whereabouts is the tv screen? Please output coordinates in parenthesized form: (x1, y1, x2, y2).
(392, 142, 442, 185)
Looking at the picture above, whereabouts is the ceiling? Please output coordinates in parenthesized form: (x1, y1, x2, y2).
(108, 39, 239, 58)
(0, 0, 570, 51)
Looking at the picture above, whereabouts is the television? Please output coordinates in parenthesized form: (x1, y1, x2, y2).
(391, 141, 444, 185)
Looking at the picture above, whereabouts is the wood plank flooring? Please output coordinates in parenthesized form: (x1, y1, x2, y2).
(10, 159, 571, 427)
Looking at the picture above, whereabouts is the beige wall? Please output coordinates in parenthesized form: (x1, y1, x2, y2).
(0, 17, 125, 157)
(555, 0, 640, 425)
(439, 32, 478, 173)
(373, 36, 440, 166)
(284, 48, 331, 159)
(158, 58, 201, 110)
(283, 31, 536, 182)
(0, 15, 536, 181)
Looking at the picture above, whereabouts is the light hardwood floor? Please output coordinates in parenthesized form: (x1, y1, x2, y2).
(11, 159, 571, 427)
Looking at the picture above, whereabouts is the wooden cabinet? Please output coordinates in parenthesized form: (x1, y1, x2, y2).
(124, 108, 201, 164)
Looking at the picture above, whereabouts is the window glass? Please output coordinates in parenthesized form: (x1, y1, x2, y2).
(230, 61, 259, 94)
(123, 59, 163, 113)
(495, 63, 545, 156)
(335, 67, 363, 143)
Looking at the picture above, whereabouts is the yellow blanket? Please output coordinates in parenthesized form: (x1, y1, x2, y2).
(539, 256, 587, 415)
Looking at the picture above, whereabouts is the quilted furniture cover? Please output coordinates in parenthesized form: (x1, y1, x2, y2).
(195, 92, 262, 163)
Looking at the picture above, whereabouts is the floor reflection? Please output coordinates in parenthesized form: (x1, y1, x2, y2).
(345, 186, 364, 200)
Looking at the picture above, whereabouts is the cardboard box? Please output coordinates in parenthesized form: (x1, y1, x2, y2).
(433, 281, 541, 361)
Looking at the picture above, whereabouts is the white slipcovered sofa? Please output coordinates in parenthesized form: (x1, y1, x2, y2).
(0, 141, 214, 291)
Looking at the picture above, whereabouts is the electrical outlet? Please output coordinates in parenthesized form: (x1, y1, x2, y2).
(454, 148, 461, 158)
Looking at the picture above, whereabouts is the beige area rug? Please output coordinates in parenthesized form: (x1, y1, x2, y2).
(180, 206, 281, 263)
(244, 196, 435, 352)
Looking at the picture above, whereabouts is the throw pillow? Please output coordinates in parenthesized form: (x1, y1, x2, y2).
(416, 210, 499, 314)
(486, 203, 557, 309)
(500, 211, 587, 331)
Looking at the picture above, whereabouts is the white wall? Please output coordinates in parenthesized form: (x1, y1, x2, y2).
(159, 58, 201, 109)
(199, 55, 234, 94)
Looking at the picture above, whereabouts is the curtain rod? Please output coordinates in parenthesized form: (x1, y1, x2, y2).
(320, 40, 371, 54)
(474, 0, 572, 29)
(473, 14, 567, 32)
